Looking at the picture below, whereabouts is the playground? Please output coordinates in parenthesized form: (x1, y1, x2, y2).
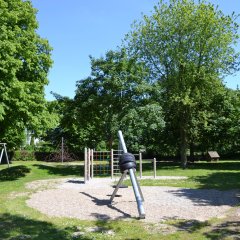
(1, 159, 240, 239)
(26, 177, 239, 222)
(1, 0, 240, 238)
(0, 133, 240, 239)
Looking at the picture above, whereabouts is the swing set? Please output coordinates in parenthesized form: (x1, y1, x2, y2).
(0, 143, 10, 168)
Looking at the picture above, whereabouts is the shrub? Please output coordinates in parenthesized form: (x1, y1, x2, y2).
(13, 150, 36, 161)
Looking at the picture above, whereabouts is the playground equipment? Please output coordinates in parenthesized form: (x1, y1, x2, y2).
(110, 131, 145, 219)
(84, 148, 124, 182)
(0, 143, 10, 168)
(84, 147, 157, 182)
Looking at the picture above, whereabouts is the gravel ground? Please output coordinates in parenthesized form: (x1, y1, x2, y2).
(26, 177, 240, 223)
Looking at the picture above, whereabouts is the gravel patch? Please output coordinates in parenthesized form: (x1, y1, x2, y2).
(26, 177, 240, 222)
(26, 179, 63, 191)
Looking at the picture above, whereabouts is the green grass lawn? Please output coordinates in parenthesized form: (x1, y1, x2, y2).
(133, 160, 240, 190)
(0, 160, 239, 240)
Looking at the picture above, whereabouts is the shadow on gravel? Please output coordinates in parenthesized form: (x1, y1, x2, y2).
(168, 187, 239, 206)
(81, 192, 132, 220)
(67, 179, 85, 184)
(0, 165, 30, 181)
(168, 171, 240, 206)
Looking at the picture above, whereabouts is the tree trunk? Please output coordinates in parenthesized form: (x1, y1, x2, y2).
(30, 135, 35, 146)
(107, 135, 113, 150)
(189, 142, 194, 162)
(180, 126, 188, 169)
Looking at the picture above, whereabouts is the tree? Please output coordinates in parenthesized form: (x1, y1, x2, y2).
(0, 0, 53, 148)
(125, 0, 239, 167)
(121, 103, 165, 153)
(60, 49, 165, 151)
(74, 49, 152, 149)
(200, 88, 240, 155)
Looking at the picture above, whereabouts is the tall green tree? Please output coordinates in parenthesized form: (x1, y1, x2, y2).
(125, 0, 239, 167)
(121, 103, 165, 153)
(0, 0, 53, 147)
(201, 88, 240, 155)
(61, 49, 164, 151)
(73, 49, 152, 149)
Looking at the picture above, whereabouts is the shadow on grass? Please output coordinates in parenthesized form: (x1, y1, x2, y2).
(168, 172, 240, 206)
(33, 164, 84, 177)
(186, 161, 240, 171)
(0, 213, 92, 240)
(168, 218, 210, 233)
(193, 171, 240, 190)
(204, 221, 240, 239)
(0, 166, 31, 181)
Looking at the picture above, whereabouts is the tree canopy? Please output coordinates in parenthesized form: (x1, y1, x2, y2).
(125, 0, 239, 167)
(58, 49, 165, 151)
(41, 0, 239, 165)
(0, 0, 53, 147)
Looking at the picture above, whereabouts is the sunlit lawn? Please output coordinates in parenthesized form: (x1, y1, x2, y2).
(133, 160, 240, 190)
(0, 160, 239, 239)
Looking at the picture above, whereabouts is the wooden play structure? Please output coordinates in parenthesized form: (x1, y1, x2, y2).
(84, 148, 123, 182)
(84, 147, 157, 182)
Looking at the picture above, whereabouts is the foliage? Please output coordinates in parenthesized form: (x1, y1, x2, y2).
(125, 0, 240, 167)
(201, 88, 240, 154)
(0, 0, 53, 148)
(121, 103, 165, 152)
(13, 150, 36, 161)
(38, 0, 240, 160)
(58, 49, 165, 151)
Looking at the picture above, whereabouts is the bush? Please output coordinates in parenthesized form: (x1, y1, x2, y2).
(13, 150, 36, 161)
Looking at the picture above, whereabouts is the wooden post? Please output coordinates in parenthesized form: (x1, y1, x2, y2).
(87, 148, 91, 180)
(153, 158, 156, 178)
(111, 149, 114, 179)
(84, 147, 87, 183)
(61, 137, 64, 164)
(139, 152, 142, 179)
(91, 149, 94, 179)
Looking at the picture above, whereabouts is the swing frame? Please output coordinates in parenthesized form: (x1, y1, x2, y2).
(0, 143, 10, 168)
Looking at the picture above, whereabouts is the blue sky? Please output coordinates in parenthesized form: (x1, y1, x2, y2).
(31, 0, 240, 101)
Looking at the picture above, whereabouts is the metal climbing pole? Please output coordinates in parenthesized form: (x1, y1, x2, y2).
(110, 130, 145, 219)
